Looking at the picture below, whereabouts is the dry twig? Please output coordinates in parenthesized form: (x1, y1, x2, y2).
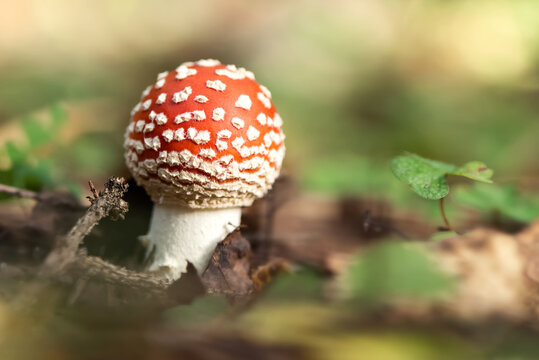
(37, 177, 180, 304)
(0, 183, 39, 200)
(71, 254, 169, 295)
(0, 177, 178, 305)
(39, 177, 129, 278)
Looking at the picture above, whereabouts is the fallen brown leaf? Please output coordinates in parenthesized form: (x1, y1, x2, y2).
(434, 228, 529, 320)
(202, 231, 254, 298)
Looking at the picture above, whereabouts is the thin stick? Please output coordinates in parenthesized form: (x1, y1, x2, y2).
(0, 183, 39, 200)
(86, 180, 98, 202)
(40, 177, 129, 277)
(72, 254, 169, 295)
(439, 197, 452, 231)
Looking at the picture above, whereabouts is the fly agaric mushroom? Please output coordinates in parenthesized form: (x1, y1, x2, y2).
(124, 59, 285, 280)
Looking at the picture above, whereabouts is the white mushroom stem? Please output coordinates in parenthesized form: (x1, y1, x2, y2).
(143, 205, 241, 281)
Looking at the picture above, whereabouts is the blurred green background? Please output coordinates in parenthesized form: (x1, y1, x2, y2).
(1, 0, 538, 213)
(1, 1, 539, 359)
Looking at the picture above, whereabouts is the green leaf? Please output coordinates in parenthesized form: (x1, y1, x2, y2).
(390, 154, 455, 200)
(406, 154, 458, 174)
(19, 105, 67, 150)
(450, 161, 493, 183)
(346, 241, 454, 304)
(5, 141, 27, 165)
(34, 158, 55, 185)
(391, 153, 493, 200)
(11, 159, 53, 191)
(50, 103, 67, 130)
(22, 116, 53, 148)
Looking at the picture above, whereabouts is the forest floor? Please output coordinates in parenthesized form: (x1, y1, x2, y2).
(1, 176, 539, 360)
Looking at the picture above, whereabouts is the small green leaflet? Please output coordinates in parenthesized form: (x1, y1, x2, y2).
(451, 161, 494, 183)
(390, 153, 493, 200)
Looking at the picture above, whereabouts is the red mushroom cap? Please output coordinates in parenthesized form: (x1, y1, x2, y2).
(124, 59, 285, 208)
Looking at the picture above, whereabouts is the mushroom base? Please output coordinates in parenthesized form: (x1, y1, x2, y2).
(142, 204, 241, 281)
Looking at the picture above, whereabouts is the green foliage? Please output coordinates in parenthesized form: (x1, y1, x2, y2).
(345, 241, 454, 304)
(22, 104, 67, 149)
(0, 104, 80, 195)
(0, 71, 109, 118)
(391, 153, 493, 200)
(455, 184, 539, 223)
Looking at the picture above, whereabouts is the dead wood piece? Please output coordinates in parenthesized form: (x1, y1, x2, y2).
(434, 228, 529, 320)
(202, 231, 254, 297)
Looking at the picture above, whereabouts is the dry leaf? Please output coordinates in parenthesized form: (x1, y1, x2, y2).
(202, 231, 254, 297)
